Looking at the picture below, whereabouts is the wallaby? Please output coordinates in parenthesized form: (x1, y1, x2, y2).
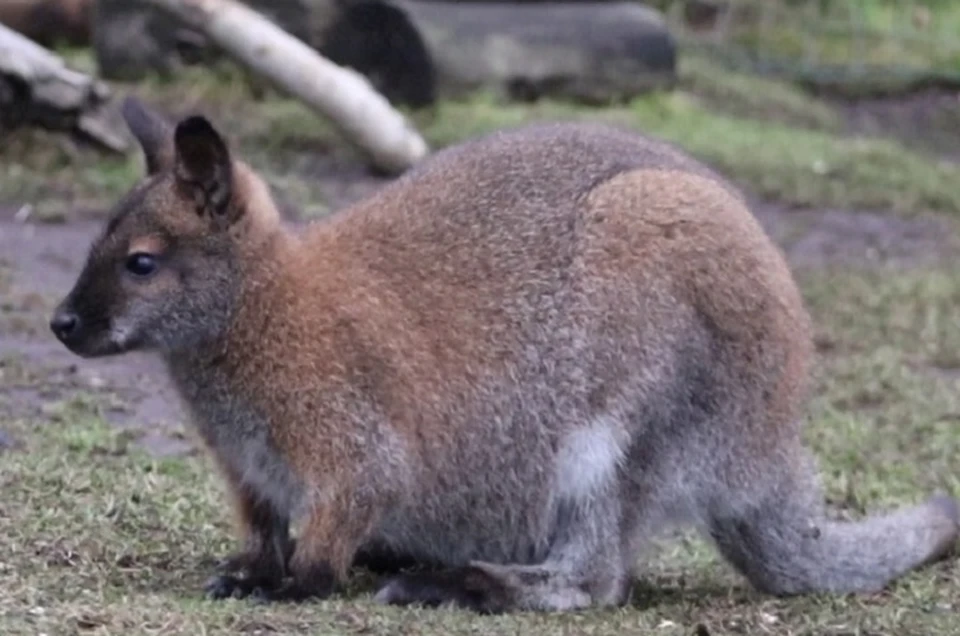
(50, 96, 959, 613)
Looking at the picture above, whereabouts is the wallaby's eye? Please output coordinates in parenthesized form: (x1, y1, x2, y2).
(125, 253, 158, 278)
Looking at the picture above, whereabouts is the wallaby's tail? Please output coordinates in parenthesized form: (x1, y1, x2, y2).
(706, 461, 958, 595)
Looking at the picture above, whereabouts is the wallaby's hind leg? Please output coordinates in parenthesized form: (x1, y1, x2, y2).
(706, 452, 959, 596)
(374, 497, 631, 613)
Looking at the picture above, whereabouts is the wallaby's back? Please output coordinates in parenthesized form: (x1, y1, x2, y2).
(291, 121, 811, 446)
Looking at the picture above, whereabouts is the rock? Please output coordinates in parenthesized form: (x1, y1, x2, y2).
(0, 22, 128, 152)
(396, 0, 677, 104)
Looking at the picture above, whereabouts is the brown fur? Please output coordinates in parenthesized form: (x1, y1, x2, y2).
(50, 97, 959, 612)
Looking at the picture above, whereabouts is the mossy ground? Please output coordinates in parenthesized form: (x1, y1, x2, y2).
(2, 30, 960, 636)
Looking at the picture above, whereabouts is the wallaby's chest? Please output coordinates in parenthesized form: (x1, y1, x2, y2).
(167, 357, 304, 517)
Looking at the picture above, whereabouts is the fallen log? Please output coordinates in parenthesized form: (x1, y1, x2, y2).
(0, 22, 127, 152)
(93, 0, 676, 107)
(92, 0, 314, 81)
(139, 0, 429, 175)
(389, 0, 677, 103)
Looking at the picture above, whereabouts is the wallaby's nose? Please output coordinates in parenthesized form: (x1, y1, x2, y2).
(50, 311, 79, 341)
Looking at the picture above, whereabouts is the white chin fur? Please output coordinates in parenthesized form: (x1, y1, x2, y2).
(108, 322, 134, 349)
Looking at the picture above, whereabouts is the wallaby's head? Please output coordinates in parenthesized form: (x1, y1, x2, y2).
(50, 97, 280, 358)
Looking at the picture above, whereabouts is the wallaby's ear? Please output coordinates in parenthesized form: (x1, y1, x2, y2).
(121, 96, 175, 175)
(173, 115, 234, 220)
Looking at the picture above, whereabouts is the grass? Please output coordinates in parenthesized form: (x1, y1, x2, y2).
(656, 0, 960, 95)
(3, 54, 960, 219)
(1, 265, 959, 635)
(675, 56, 843, 131)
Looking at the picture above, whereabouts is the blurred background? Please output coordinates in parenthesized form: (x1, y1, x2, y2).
(2, 2, 960, 635)
(3, 0, 960, 218)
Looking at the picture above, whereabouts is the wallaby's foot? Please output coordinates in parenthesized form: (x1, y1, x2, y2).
(375, 560, 627, 613)
(205, 551, 289, 600)
(204, 573, 272, 600)
(373, 566, 512, 614)
(375, 476, 633, 613)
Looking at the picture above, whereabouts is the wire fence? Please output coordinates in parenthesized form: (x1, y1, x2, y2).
(655, 0, 960, 92)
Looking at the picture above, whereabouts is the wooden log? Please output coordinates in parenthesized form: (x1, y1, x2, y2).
(94, 0, 437, 108)
(92, 0, 314, 81)
(92, 1, 675, 107)
(0, 22, 127, 152)
(139, 0, 428, 174)
(391, 1, 677, 104)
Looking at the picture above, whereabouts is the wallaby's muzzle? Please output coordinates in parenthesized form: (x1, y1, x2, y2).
(49, 293, 124, 359)
(49, 308, 79, 343)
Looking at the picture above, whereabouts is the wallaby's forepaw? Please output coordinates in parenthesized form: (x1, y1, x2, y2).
(243, 562, 337, 604)
(204, 566, 336, 604)
(373, 566, 511, 614)
(204, 574, 266, 600)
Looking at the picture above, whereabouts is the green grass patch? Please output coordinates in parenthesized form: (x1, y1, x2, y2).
(677, 55, 843, 131)
(1, 266, 959, 635)
(0, 129, 139, 215)
(656, 0, 960, 96)
(3, 56, 960, 219)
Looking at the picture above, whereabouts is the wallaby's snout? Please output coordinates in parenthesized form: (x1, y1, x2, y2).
(49, 264, 130, 359)
(48, 299, 113, 359)
(49, 307, 79, 345)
